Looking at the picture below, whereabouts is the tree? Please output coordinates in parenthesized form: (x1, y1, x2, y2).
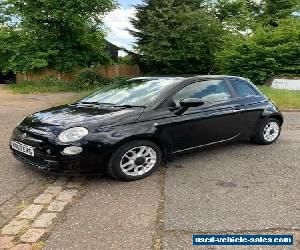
(215, 18, 300, 84)
(0, 0, 117, 73)
(212, 0, 257, 32)
(131, 0, 300, 81)
(131, 0, 205, 47)
(130, 0, 262, 74)
(0, 27, 16, 73)
(214, 0, 300, 84)
(261, 0, 300, 26)
(131, 1, 224, 74)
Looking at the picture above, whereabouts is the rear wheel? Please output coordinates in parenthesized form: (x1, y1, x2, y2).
(252, 118, 281, 145)
(106, 140, 162, 181)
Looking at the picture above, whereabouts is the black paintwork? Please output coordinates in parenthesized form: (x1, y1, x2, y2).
(10, 76, 283, 175)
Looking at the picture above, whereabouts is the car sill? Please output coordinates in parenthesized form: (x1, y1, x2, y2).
(173, 134, 241, 154)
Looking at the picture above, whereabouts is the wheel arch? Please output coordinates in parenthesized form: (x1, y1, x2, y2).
(268, 114, 284, 125)
(112, 135, 169, 159)
(261, 108, 284, 126)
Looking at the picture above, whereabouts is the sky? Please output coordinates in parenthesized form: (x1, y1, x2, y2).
(104, 0, 141, 53)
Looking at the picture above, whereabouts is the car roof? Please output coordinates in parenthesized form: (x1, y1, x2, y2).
(129, 77, 185, 81)
(194, 75, 250, 81)
(130, 75, 249, 81)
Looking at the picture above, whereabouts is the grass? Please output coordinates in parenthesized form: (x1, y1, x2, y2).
(258, 86, 300, 109)
(7, 81, 300, 109)
(8, 81, 101, 94)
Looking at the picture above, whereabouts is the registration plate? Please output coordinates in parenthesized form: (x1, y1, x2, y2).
(11, 141, 35, 157)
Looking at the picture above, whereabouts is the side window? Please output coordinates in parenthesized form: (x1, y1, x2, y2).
(230, 79, 258, 97)
(172, 80, 232, 105)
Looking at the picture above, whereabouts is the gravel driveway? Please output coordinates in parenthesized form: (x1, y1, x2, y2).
(0, 85, 299, 250)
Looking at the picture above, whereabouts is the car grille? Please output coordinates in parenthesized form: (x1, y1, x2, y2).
(13, 151, 48, 169)
(13, 128, 58, 156)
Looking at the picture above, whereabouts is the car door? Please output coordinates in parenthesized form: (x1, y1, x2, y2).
(146, 79, 247, 153)
(228, 78, 268, 134)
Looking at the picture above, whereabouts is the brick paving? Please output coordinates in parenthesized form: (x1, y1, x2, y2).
(20, 228, 46, 243)
(32, 213, 57, 228)
(10, 244, 32, 250)
(44, 186, 63, 195)
(33, 193, 54, 205)
(0, 236, 14, 248)
(0, 178, 85, 248)
(47, 201, 68, 213)
(1, 219, 29, 235)
(56, 190, 78, 202)
(17, 205, 44, 220)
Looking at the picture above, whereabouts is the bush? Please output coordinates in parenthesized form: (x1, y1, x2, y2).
(9, 77, 69, 93)
(111, 76, 131, 85)
(40, 76, 65, 86)
(9, 75, 133, 94)
(73, 70, 110, 90)
(215, 18, 300, 85)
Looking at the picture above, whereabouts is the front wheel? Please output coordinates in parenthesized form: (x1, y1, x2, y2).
(252, 118, 281, 145)
(106, 140, 162, 181)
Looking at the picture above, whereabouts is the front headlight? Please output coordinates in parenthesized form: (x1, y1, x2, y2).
(58, 127, 88, 143)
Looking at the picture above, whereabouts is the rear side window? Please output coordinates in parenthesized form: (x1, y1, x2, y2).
(230, 79, 258, 97)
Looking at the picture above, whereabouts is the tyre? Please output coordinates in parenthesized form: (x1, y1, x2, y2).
(106, 140, 162, 181)
(252, 118, 281, 145)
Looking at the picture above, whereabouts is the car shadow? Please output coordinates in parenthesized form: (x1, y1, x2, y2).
(167, 140, 253, 165)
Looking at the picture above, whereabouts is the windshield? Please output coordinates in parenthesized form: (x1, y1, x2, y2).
(79, 78, 180, 107)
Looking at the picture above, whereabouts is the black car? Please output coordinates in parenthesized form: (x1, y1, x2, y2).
(10, 76, 283, 181)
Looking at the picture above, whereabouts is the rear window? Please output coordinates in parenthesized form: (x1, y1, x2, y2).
(230, 79, 258, 97)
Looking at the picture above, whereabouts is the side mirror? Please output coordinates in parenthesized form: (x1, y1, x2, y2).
(174, 98, 204, 115)
(179, 98, 205, 108)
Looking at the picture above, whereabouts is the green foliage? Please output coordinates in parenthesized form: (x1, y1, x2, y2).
(73, 70, 110, 90)
(131, 2, 224, 74)
(10, 77, 107, 94)
(118, 55, 136, 65)
(212, 0, 257, 32)
(261, 0, 300, 26)
(9, 78, 73, 94)
(0, 0, 117, 73)
(215, 18, 300, 84)
(0, 27, 15, 73)
(132, 0, 300, 82)
(9, 75, 133, 94)
(40, 77, 65, 86)
(131, 0, 206, 44)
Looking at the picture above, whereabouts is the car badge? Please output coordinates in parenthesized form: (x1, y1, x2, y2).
(21, 133, 27, 140)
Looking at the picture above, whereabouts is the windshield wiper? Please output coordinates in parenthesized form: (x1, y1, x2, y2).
(76, 102, 145, 108)
(78, 102, 114, 106)
(113, 104, 146, 108)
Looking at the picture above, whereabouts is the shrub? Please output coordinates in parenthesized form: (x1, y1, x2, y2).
(73, 70, 110, 90)
(10, 75, 134, 93)
(215, 18, 300, 85)
(111, 76, 131, 85)
(40, 76, 65, 86)
(10, 77, 68, 93)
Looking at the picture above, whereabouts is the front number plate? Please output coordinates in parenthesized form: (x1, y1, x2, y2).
(11, 141, 35, 157)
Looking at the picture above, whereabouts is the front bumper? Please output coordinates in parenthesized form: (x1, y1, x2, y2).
(10, 127, 109, 175)
(12, 150, 85, 175)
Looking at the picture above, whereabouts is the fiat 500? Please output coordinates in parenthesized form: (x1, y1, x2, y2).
(10, 76, 283, 181)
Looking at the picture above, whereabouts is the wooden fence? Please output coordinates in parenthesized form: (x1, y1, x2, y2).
(16, 64, 141, 83)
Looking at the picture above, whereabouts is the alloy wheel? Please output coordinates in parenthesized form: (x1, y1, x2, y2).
(120, 146, 157, 176)
(263, 121, 280, 142)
